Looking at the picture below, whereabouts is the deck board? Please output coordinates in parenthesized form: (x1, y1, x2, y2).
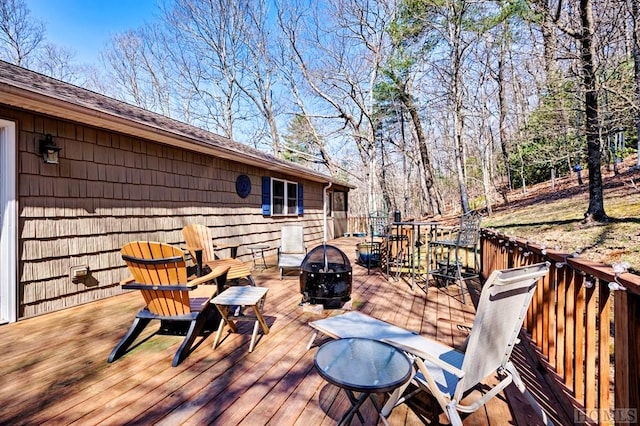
(0, 237, 569, 425)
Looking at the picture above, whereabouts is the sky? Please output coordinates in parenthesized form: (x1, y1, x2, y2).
(26, 0, 158, 65)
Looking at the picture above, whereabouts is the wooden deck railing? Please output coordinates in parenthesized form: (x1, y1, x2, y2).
(481, 229, 640, 425)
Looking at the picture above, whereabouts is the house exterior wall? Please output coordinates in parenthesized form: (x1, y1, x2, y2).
(1, 105, 333, 318)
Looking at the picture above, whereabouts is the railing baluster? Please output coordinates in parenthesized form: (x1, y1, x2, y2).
(535, 271, 544, 350)
(564, 270, 578, 392)
(546, 265, 556, 366)
(598, 282, 611, 424)
(556, 265, 566, 375)
(585, 280, 597, 412)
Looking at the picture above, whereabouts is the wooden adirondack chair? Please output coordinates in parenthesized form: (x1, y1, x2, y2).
(182, 224, 256, 286)
(108, 241, 230, 367)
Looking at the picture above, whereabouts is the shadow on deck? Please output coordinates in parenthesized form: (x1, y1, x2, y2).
(0, 237, 571, 425)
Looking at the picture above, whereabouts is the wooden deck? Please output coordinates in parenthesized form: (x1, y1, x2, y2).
(0, 238, 570, 425)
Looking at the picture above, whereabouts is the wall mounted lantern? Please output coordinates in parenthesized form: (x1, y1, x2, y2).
(39, 134, 62, 164)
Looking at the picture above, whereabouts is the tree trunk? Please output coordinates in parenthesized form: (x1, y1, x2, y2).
(633, 0, 640, 168)
(453, 107, 471, 213)
(452, 54, 470, 214)
(265, 104, 281, 156)
(400, 110, 410, 217)
(497, 30, 511, 198)
(404, 95, 442, 215)
(580, 0, 608, 221)
(481, 114, 493, 215)
(377, 136, 393, 213)
(449, 1, 470, 214)
(538, 0, 561, 88)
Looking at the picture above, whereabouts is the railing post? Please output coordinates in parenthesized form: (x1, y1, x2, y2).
(614, 290, 640, 425)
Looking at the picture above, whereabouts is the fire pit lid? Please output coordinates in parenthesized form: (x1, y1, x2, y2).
(301, 244, 351, 272)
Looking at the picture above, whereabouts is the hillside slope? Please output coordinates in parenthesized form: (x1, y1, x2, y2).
(483, 156, 640, 271)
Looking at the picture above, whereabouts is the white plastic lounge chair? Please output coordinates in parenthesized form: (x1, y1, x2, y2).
(307, 262, 552, 426)
(277, 224, 306, 279)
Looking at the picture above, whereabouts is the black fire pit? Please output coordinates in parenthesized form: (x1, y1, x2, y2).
(300, 244, 352, 308)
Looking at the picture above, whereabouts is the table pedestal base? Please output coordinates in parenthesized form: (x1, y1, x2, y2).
(339, 390, 388, 425)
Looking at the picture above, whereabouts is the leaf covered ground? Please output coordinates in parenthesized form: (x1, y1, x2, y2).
(482, 157, 640, 273)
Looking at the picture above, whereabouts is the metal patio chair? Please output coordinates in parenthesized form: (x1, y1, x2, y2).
(428, 211, 481, 303)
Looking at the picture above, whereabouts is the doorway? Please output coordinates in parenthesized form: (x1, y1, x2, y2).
(0, 119, 17, 323)
(332, 191, 347, 239)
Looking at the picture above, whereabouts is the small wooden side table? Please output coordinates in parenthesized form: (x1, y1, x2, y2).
(211, 286, 269, 352)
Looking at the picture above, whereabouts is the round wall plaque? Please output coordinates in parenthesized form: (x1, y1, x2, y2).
(235, 174, 252, 198)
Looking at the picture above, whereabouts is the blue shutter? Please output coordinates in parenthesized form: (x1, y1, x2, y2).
(262, 177, 271, 216)
(297, 184, 304, 215)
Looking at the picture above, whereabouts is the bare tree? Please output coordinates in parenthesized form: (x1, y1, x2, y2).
(445, 0, 475, 214)
(0, 0, 88, 85)
(287, 80, 342, 176)
(393, 0, 494, 215)
(468, 33, 500, 215)
(86, 0, 638, 222)
(526, 0, 609, 221)
(32, 43, 79, 82)
(277, 0, 393, 211)
(579, 0, 608, 221)
(496, 24, 512, 198)
(102, 26, 173, 117)
(234, 0, 283, 155)
(159, 0, 249, 138)
(0, 0, 44, 66)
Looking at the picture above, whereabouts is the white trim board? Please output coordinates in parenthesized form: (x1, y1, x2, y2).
(0, 119, 17, 323)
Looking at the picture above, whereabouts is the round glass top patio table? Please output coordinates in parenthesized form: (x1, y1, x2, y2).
(314, 337, 412, 425)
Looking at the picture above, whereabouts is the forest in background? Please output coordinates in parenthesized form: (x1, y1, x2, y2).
(2, 0, 640, 222)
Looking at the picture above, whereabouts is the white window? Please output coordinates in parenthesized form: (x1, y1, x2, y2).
(262, 177, 303, 216)
(272, 179, 298, 216)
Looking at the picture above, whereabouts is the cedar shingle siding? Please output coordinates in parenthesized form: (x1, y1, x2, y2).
(0, 61, 350, 318)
